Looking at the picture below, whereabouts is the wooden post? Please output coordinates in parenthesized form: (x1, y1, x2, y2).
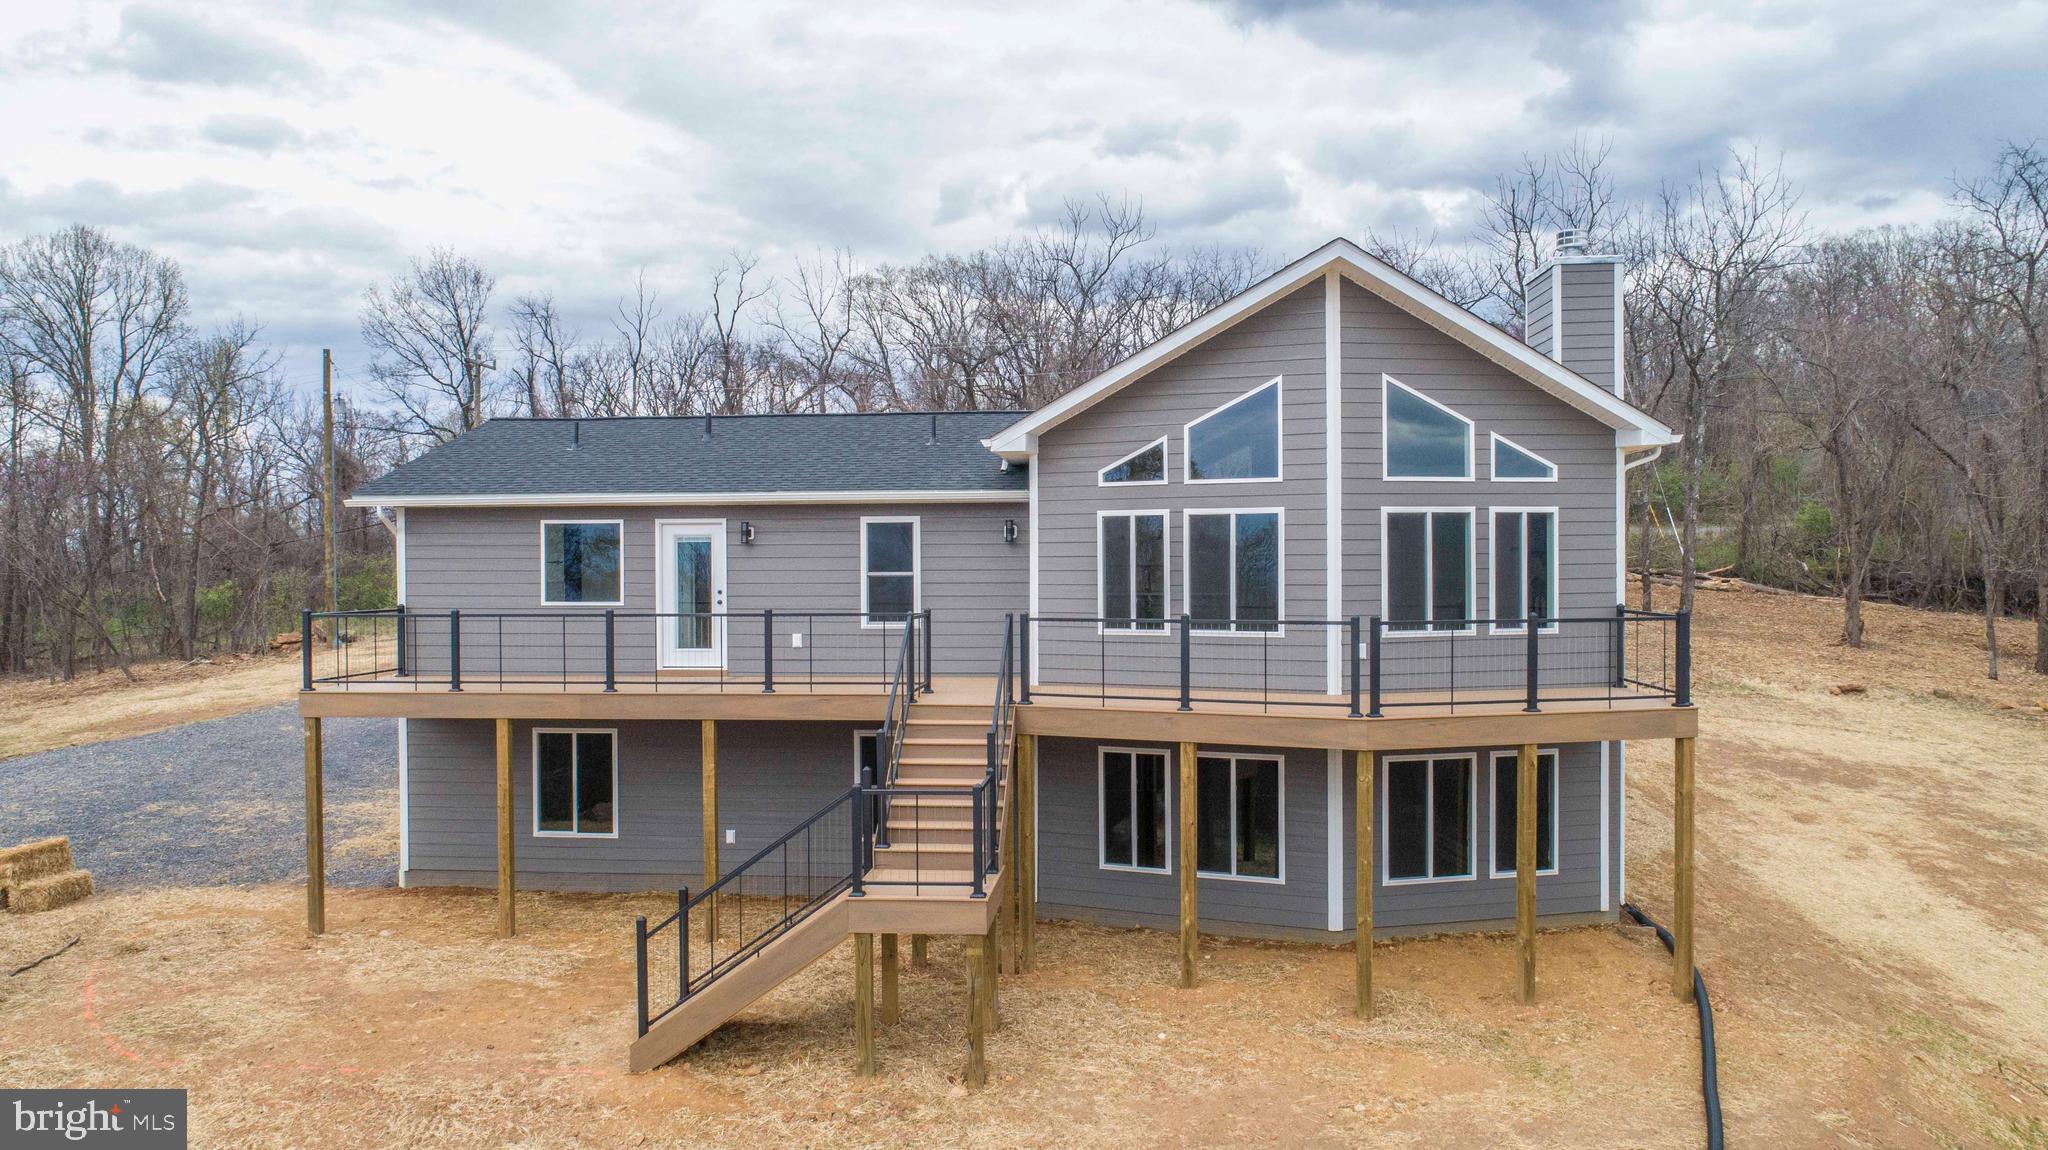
(988, 922, 1002, 1033)
(880, 933, 900, 1025)
(495, 717, 515, 939)
(702, 719, 718, 945)
(911, 934, 928, 969)
(1673, 736, 1696, 1002)
(854, 933, 877, 1076)
(1003, 769, 1020, 975)
(964, 933, 987, 1088)
(304, 717, 325, 935)
(1515, 742, 1538, 1004)
(1179, 740, 1198, 988)
(1353, 749, 1372, 1019)
(1019, 732, 1037, 972)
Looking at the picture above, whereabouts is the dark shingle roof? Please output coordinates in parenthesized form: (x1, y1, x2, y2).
(351, 412, 1029, 502)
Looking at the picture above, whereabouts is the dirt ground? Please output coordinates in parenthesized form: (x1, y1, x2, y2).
(3, 586, 2046, 1147)
(0, 653, 307, 761)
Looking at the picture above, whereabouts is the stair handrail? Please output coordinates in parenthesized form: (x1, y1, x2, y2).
(872, 611, 919, 850)
(974, 614, 1017, 898)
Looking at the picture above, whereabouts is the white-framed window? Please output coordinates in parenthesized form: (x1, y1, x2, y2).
(1099, 511, 1169, 633)
(540, 520, 624, 605)
(1382, 375, 1473, 481)
(1196, 753, 1283, 881)
(1382, 753, 1476, 883)
(1381, 508, 1474, 633)
(859, 516, 919, 626)
(1100, 437, 1169, 485)
(1490, 432, 1557, 482)
(1184, 508, 1282, 633)
(1489, 748, 1560, 878)
(1490, 508, 1558, 634)
(1099, 747, 1171, 872)
(533, 728, 619, 837)
(854, 729, 882, 784)
(1184, 377, 1282, 483)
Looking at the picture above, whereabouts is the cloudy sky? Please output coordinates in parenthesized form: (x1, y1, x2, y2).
(3, 0, 2042, 391)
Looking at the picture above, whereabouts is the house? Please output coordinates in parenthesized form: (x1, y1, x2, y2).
(307, 235, 1695, 1082)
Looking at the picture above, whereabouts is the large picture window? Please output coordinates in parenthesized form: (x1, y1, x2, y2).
(1100, 438, 1168, 485)
(1384, 509, 1472, 632)
(860, 517, 919, 624)
(1383, 755, 1474, 882)
(1383, 376, 1473, 480)
(541, 521, 623, 605)
(534, 729, 618, 837)
(1490, 749, 1559, 877)
(1492, 509, 1557, 632)
(1185, 378, 1281, 482)
(1100, 748, 1170, 872)
(1100, 512, 1168, 631)
(1196, 754, 1282, 880)
(1186, 510, 1281, 632)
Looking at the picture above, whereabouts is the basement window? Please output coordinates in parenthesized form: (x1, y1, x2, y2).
(1100, 748, 1170, 872)
(1196, 754, 1282, 881)
(1383, 754, 1474, 882)
(534, 729, 618, 837)
(1490, 749, 1559, 877)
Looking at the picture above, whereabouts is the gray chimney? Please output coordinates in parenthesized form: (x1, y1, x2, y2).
(1522, 230, 1623, 396)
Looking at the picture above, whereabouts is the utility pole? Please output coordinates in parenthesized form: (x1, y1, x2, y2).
(323, 349, 338, 647)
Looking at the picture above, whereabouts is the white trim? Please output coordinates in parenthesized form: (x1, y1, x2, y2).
(1325, 747, 1342, 932)
(1097, 746, 1173, 874)
(397, 716, 410, 886)
(1599, 740, 1612, 912)
(1489, 432, 1558, 483)
(982, 238, 1677, 459)
(1381, 375, 1474, 482)
(1183, 376, 1284, 485)
(348, 488, 1028, 509)
(394, 508, 408, 604)
(539, 518, 626, 607)
(1097, 436, 1169, 487)
(1028, 453, 1041, 686)
(1549, 263, 1564, 361)
(858, 515, 921, 629)
(1613, 260, 1626, 398)
(1181, 506, 1287, 635)
(1617, 741, 1628, 903)
(1095, 510, 1172, 635)
(1378, 507, 1477, 637)
(1324, 271, 1344, 695)
(531, 726, 621, 839)
(1487, 507, 1561, 636)
(654, 519, 728, 669)
(1192, 751, 1287, 884)
(1487, 748, 1562, 879)
(1379, 752, 1479, 885)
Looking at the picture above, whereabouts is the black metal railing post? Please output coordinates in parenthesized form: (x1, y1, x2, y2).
(1348, 615, 1363, 718)
(1524, 612, 1542, 712)
(970, 779, 987, 899)
(448, 608, 462, 692)
(1367, 615, 1383, 718)
(1613, 602, 1627, 689)
(677, 887, 690, 1001)
(762, 608, 775, 694)
(634, 916, 650, 1037)
(1675, 610, 1692, 707)
(1178, 614, 1192, 712)
(394, 604, 408, 677)
(1018, 614, 1033, 704)
(851, 789, 867, 897)
(603, 610, 617, 692)
(300, 610, 313, 689)
(1004, 614, 1016, 703)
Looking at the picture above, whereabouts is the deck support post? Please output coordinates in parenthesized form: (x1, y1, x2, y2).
(880, 933, 900, 1025)
(1178, 740, 1199, 989)
(911, 934, 928, 968)
(304, 716, 325, 935)
(982, 922, 1002, 1033)
(1673, 736, 1696, 1001)
(702, 719, 719, 945)
(1515, 742, 1538, 1004)
(495, 717, 515, 938)
(854, 933, 877, 1077)
(1353, 749, 1372, 1019)
(964, 933, 988, 1088)
(1018, 732, 1037, 972)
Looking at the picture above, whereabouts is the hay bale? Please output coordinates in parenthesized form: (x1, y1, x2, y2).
(0, 837, 73, 887)
(7, 869, 93, 913)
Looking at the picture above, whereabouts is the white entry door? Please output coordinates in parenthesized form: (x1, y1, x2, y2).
(657, 520, 727, 669)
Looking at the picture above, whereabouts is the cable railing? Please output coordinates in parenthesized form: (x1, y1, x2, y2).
(300, 606, 933, 694)
(1020, 607, 1690, 715)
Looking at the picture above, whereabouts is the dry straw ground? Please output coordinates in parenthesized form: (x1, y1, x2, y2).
(2, 585, 2046, 1147)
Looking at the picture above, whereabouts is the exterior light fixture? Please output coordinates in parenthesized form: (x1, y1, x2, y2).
(739, 521, 755, 544)
(1004, 519, 1018, 544)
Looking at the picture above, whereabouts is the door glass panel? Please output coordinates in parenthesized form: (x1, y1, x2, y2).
(1103, 752, 1134, 867)
(674, 537, 712, 650)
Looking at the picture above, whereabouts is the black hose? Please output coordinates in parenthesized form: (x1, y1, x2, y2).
(1623, 902, 1724, 1150)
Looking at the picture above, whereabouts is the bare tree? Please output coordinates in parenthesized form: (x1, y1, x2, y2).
(361, 249, 498, 443)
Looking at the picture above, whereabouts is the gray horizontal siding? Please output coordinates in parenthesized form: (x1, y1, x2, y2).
(1557, 261, 1619, 394)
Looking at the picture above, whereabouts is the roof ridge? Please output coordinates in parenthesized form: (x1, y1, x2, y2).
(485, 409, 1028, 423)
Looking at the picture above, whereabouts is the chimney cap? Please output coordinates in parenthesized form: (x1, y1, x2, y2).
(1554, 227, 1591, 257)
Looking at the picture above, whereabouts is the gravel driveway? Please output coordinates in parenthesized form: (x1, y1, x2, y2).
(0, 704, 397, 889)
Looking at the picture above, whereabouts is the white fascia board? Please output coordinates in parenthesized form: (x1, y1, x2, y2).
(345, 488, 1029, 510)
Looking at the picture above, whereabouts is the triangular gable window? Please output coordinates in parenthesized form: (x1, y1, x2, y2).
(1491, 433, 1557, 482)
(1383, 376, 1473, 480)
(1185, 378, 1281, 482)
(1100, 437, 1167, 485)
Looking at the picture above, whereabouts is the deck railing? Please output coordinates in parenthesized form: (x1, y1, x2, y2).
(1019, 607, 1690, 715)
(299, 607, 933, 694)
